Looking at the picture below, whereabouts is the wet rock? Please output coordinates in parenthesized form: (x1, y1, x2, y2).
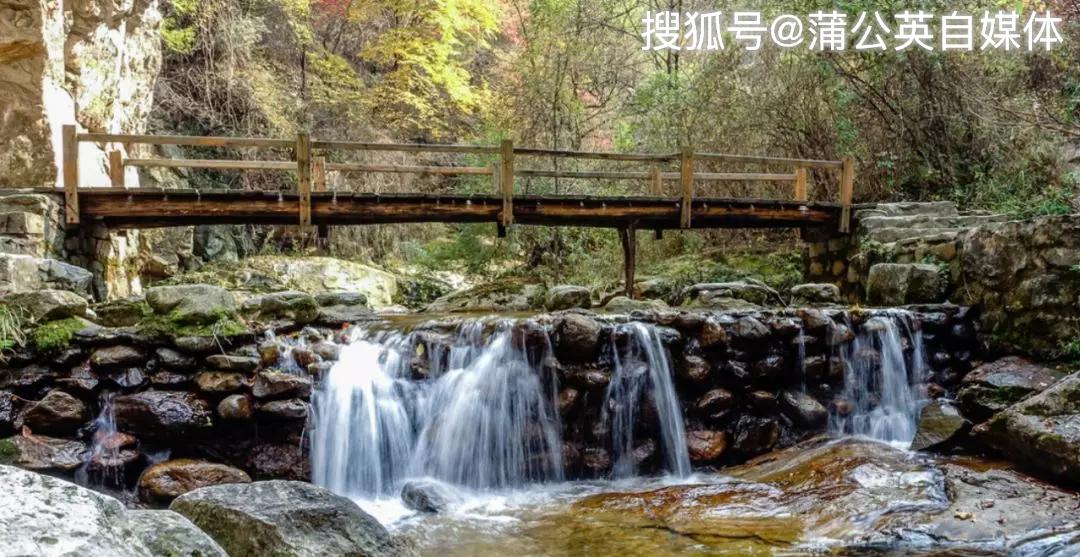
(0, 435, 88, 471)
(769, 317, 803, 338)
(545, 285, 592, 311)
(699, 318, 728, 348)
(779, 390, 828, 428)
(196, 371, 246, 394)
(316, 303, 377, 326)
(217, 394, 255, 421)
(682, 280, 779, 306)
(246, 443, 310, 481)
(258, 342, 281, 366)
(146, 284, 237, 325)
(1, 289, 87, 321)
(140, 459, 252, 502)
(686, 430, 727, 463)
(747, 390, 777, 413)
(20, 390, 88, 435)
(957, 357, 1066, 421)
(974, 371, 1080, 482)
(680, 355, 711, 383)
(696, 389, 735, 421)
(0, 364, 56, 392)
(252, 371, 312, 399)
(827, 323, 855, 346)
(173, 335, 221, 354)
(50, 347, 85, 368)
(632, 439, 658, 466)
(206, 354, 259, 372)
(603, 296, 668, 313)
(170, 480, 400, 557)
(553, 314, 602, 362)
(257, 399, 309, 420)
(113, 391, 213, 438)
(583, 448, 611, 474)
(866, 263, 946, 305)
(156, 347, 197, 371)
(150, 370, 192, 387)
(801, 354, 828, 382)
(558, 388, 580, 415)
(0, 391, 15, 436)
(107, 367, 147, 389)
(0, 466, 226, 557)
(733, 316, 770, 341)
(790, 283, 840, 304)
(402, 479, 462, 513)
(242, 291, 319, 325)
(291, 347, 318, 368)
(732, 416, 779, 455)
(311, 341, 341, 362)
(797, 308, 833, 331)
(89, 345, 146, 369)
(315, 291, 368, 307)
(911, 400, 970, 452)
(722, 360, 752, 382)
(752, 353, 786, 381)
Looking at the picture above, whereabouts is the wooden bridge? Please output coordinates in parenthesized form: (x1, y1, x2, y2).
(57, 126, 854, 294)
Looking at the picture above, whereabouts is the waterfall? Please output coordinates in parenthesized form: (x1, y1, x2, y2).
(603, 322, 691, 478)
(311, 320, 563, 496)
(830, 311, 928, 445)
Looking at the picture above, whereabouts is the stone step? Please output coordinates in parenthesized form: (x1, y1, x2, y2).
(854, 201, 959, 221)
(859, 214, 1006, 232)
(864, 227, 962, 244)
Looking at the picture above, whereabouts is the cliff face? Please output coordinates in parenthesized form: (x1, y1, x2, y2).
(0, 0, 162, 188)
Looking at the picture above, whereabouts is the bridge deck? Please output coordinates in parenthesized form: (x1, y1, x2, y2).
(72, 188, 841, 230)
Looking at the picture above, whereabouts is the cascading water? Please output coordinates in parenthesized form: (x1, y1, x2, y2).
(603, 322, 691, 478)
(830, 311, 929, 444)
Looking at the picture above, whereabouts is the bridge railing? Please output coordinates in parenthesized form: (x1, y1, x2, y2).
(61, 126, 854, 232)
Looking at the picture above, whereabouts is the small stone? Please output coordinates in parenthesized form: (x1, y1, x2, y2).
(257, 399, 309, 420)
(558, 388, 580, 416)
(685, 430, 727, 463)
(216, 395, 254, 421)
(156, 347, 197, 371)
(205, 355, 259, 372)
(139, 459, 251, 502)
(679, 355, 710, 383)
(733, 316, 769, 341)
(695, 389, 734, 420)
(698, 318, 727, 348)
(90, 345, 147, 369)
(780, 390, 828, 428)
(291, 348, 318, 368)
(311, 342, 340, 362)
(258, 342, 281, 367)
(20, 390, 89, 435)
(195, 372, 245, 394)
(251, 371, 312, 399)
(545, 285, 592, 311)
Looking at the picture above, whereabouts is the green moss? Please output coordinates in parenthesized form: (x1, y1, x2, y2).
(137, 309, 250, 340)
(0, 438, 19, 464)
(639, 249, 804, 301)
(31, 318, 86, 354)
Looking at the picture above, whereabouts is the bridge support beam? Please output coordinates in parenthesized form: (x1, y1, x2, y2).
(619, 223, 637, 298)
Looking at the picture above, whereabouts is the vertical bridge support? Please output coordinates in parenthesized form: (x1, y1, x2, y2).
(619, 224, 637, 298)
(296, 132, 312, 228)
(499, 139, 514, 231)
(62, 124, 79, 225)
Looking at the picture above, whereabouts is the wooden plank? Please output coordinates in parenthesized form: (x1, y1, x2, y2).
(491, 163, 500, 194)
(78, 133, 293, 149)
(619, 225, 637, 297)
(108, 150, 124, 188)
(680, 147, 693, 229)
(517, 169, 646, 180)
(794, 167, 807, 201)
(500, 139, 514, 227)
(326, 163, 492, 176)
(840, 156, 854, 233)
(661, 171, 797, 182)
(513, 147, 676, 162)
(312, 140, 499, 155)
(296, 132, 312, 227)
(313, 156, 328, 240)
(62, 125, 79, 224)
(648, 166, 662, 195)
(124, 158, 296, 170)
(695, 152, 844, 169)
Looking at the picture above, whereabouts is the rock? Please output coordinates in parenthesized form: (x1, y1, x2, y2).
(113, 391, 213, 438)
(747, 390, 778, 413)
(0, 435, 88, 471)
(1, 289, 87, 322)
(779, 390, 828, 428)
(545, 285, 592, 310)
(401, 479, 461, 513)
(732, 416, 779, 455)
(311, 341, 341, 361)
(0, 466, 226, 557)
(218, 394, 255, 421)
(242, 291, 320, 325)
(258, 399, 309, 420)
(911, 400, 970, 452)
(553, 314, 602, 362)
(89, 345, 147, 369)
(173, 335, 223, 354)
(291, 347, 318, 368)
(94, 297, 151, 327)
(206, 354, 260, 372)
(246, 443, 310, 481)
(425, 278, 541, 313)
(20, 390, 89, 435)
(156, 346, 197, 371)
(315, 291, 368, 307)
(685, 430, 727, 463)
(317, 304, 377, 326)
(866, 263, 946, 305)
(171, 480, 402, 557)
(957, 357, 1067, 421)
(146, 284, 237, 324)
(699, 317, 728, 348)
(0, 391, 15, 436)
(150, 370, 192, 387)
(603, 296, 668, 313)
(680, 355, 710, 383)
(1, 364, 57, 392)
(252, 371, 312, 399)
(682, 280, 780, 306)
(140, 459, 253, 502)
(733, 316, 770, 341)
(790, 283, 840, 304)
(583, 448, 611, 473)
(558, 388, 580, 415)
(974, 372, 1080, 482)
(196, 371, 246, 394)
(258, 342, 282, 366)
(752, 353, 786, 381)
(696, 389, 735, 421)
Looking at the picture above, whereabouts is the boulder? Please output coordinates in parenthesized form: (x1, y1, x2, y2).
(957, 357, 1067, 421)
(602, 296, 668, 313)
(424, 279, 541, 313)
(0, 465, 225, 557)
(140, 459, 253, 502)
(20, 390, 89, 435)
(195, 371, 246, 394)
(171, 480, 403, 557)
(206, 354, 260, 372)
(866, 263, 946, 305)
(545, 285, 592, 311)
(401, 479, 462, 513)
(685, 430, 727, 463)
(0, 434, 88, 471)
(113, 391, 213, 438)
(732, 416, 779, 455)
(974, 372, 1080, 482)
(552, 314, 602, 362)
(315, 291, 368, 307)
(695, 389, 735, 421)
(790, 283, 841, 304)
(911, 400, 970, 452)
(242, 291, 319, 325)
(89, 345, 146, 369)
(252, 371, 312, 399)
(146, 284, 237, 324)
(699, 317, 728, 348)
(257, 399, 309, 420)
(681, 280, 780, 306)
(1, 289, 87, 322)
(779, 390, 828, 428)
(217, 394, 255, 421)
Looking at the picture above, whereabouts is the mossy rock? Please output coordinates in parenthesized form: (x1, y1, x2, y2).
(138, 310, 250, 341)
(32, 317, 94, 354)
(94, 298, 152, 327)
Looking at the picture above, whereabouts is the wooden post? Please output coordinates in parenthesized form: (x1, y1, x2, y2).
(619, 224, 637, 298)
(62, 124, 79, 224)
(794, 166, 807, 202)
(840, 156, 854, 232)
(313, 156, 328, 242)
(296, 132, 312, 228)
(500, 139, 514, 227)
(109, 150, 124, 188)
(491, 163, 500, 194)
(648, 165, 662, 196)
(679, 147, 693, 229)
